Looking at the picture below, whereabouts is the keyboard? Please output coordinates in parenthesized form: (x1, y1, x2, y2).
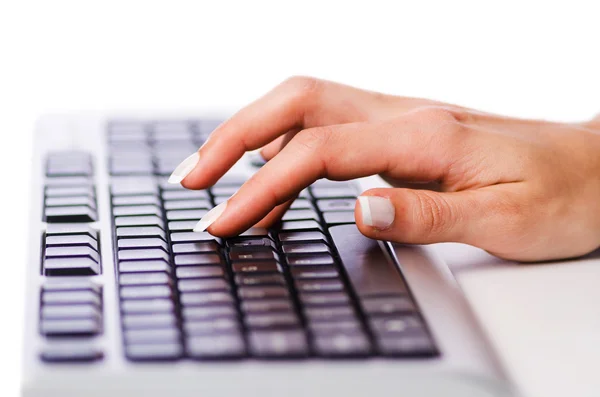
(36, 119, 438, 362)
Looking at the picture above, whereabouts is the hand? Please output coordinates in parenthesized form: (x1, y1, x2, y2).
(171, 76, 600, 262)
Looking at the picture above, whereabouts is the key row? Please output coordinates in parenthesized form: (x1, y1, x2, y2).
(43, 224, 101, 275)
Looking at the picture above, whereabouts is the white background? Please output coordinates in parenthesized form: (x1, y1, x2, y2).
(0, 0, 599, 396)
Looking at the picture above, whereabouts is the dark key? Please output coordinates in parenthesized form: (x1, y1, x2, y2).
(119, 272, 171, 286)
(116, 226, 166, 240)
(162, 190, 209, 201)
(119, 260, 172, 274)
(278, 231, 328, 244)
(248, 330, 309, 358)
(118, 249, 169, 262)
(211, 186, 238, 196)
(282, 242, 330, 255)
(40, 345, 103, 363)
(238, 286, 289, 300)
(44, 257, 100, 276)
(182, 305, 237, 321)
(323, 212, 356, 225)
(279, 220, 322, 232)
(111, 177, 158, 196)
(164, 199, 211, 210)
(317, 199, 356, 212)
(121, 299, 174, 314)
(295, 279, 344, 293)
(329, 224, 408, 297)
(174, 253, 223, 266)
(226, 237, 276, 250)
(45, 196, 96, 209)
(234, 273, 286, 286)
(178, 278, 230, 293)
(45, 206, 97, 223)
(45, 246, 99, 263)
(41, 304, 101, 320)
(115, 215, 164, 228)
(41, 318, 100, 336)
(166, 209, 208, 221)
(290, 199, 313, 210)
(176, 266, 225, 279)
(229, 250, 278, 262)
(170, 231, 218, 243)
(299, 292, 350, 306)
(45, 186, 94, 198)
(286, 254, 335, 266)
(126, 343, 183, 361)
(313, 331, 372, 357)
(46, 234, 98, 250)
(113, 205, 162, 217)
(172, 241, 220, 253)
(369, 315, 423, 336)
(46, 223, 96, 237)
(232, 261, 281, 274)
(120, 285, 172, 300)
(290, 266, 339, 279)
(245, 312, 300, 329)
(125, 328, 181, 344)
(168, 220, 197, 231)
(180, 291, 234, 306)
(240, 299, 294, 314)
(304, 306, 356, 321)
(281, 209, 319, 221)
(184, 318, 240, 335)
(186, 334, 246, 359)
(112, 195, 161, 206)
(311, 187, 357, 199)
(362, 296, 416, 316)
(308, 319, 363, 334)
(42, 290, 100, 306)
(369, 316, 436, 356)
(118, 238, 168, 250)
(122, 313, 178, 329)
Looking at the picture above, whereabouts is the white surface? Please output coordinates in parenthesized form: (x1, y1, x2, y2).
(0, 1, 599, 396)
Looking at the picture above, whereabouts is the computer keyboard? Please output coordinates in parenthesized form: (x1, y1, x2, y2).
(36, 119, 438, 363)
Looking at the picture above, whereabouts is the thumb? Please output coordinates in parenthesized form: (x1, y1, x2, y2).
(355, 188, 484, 244)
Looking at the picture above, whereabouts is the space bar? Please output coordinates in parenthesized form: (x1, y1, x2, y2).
(329, 224, 407, 297)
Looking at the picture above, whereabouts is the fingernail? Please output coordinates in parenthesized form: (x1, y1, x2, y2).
(194, 202, 228, 232)
(358, 196, 395, 229)
(168, 152, 200, 184)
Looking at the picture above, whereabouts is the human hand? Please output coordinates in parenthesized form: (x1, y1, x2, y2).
(169, 76, 600, 262)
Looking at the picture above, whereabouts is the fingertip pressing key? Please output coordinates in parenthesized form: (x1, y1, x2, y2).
(168, 152, 200, 184)
(193, 202, 228, 232)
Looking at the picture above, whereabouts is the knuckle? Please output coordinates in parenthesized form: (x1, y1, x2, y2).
(411, 190, 454, 238)
(293, 126, 334, 152)
(282, 75, 323, 98)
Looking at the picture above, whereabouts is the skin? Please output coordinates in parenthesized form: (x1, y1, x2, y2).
(181, 76, 600, 262)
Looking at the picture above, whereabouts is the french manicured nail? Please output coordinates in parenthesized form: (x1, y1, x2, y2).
(358, 196, 395, 229)
(194, 202, 227, 232)
(168, 152, 199, 184)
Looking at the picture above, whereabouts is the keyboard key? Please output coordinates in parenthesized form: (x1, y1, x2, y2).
(120, 285, 172, 300)
(162, 190, 209, 201)
(111, 177, 158, 196)
(125, 328, 181, 344)
(248, 330, 309, 357)
(126, 343, 183, 361)
(178, 278, 230, 293)
(295, 279, 344, 293)
(308, 320, 363, 334)
(115, 215, 164, 228)
(46, 223, 96, 237)
(238, 286, 289, 300)
(182, 305, 237, 320)
(282, 242, 330, 255)
(289, 199, 313, 209)
(116, 226, 166, 240)
(41, 304, 101, 320)
(323, 211, 356, 225)
(330, 224, 408, 297)
(42, 290, 101, 306)
(238, 227, 270, 237)
(278, 231, 328, 244)
(166, 209, 207, 221)
(279, 220, 322, 232)
(112, 195, 160, 206)
(369, 315, 423, 336)
(118, 249, 169, 262)
(119, 272, 171, 286)
(310, 187, 357, 199)
(164, 199, 211, 210)
(290, 267, 339, 279)
(299, 292, 350, 306)
(240, 299, 294, 314)
(317, 198, 356, 212)
(45, 196, 96, 209)
(304, 306, 356, 321)
(45, 206, 97, 223)
(369, 316, 437, 356)
(234, 273, 286, 286)
(170, 231, 218, 243)
(42, 280, 100, 293)
(45, 176, 93, 187)
(40, 344, 103, 363)
(113, 205, 162, 217)
(180, 291, 234, 306)
(174, 253, 223, 266)
(122, 313, 178, 329)
(226, 237, 276, 250)
(45, 246, 100, 263)
(176, 266, 225, 279)
(186, 334, 246, 359)
(362, 296, 416, 316)
(229, 250, 278, 262)
(313, 331, 372, 357)
(232, 261, 281, 274)
(119, 260, 172, 273)
(281, 209, 319, 221)
(121, 299, 174, 314)
(245, 312, 300, 329)
(46, 234, 98, 250)
(41, 318, 100, 336)
(183, 318, 240, 335)
(168, 220, 198, 231)
(117, 238, 168, 250)
(286, 254, 335, 266)
(45, 186, 95, 198)
(172, 241, 219, 254)
(44, 257, 100, 276)
(211, 186, 238, 196)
